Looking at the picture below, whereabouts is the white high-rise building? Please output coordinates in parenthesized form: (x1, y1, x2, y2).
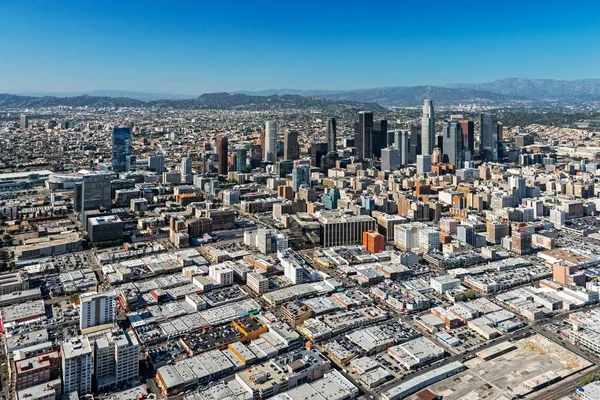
(209, 263, 234, 286)
(79, 290, 117, 330)
(394, 129, 409, 166)
(62, 337, 93, 395)
(181, 157, 193, 184)
(421, 100, 435, 155)
(265, 121, 278, 162)
(95, 330, 140, 390)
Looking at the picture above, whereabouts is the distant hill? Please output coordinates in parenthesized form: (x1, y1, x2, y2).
(447, 78, 600, 100)
(0, 92, 383, 110)
(12, 90, 197, 101)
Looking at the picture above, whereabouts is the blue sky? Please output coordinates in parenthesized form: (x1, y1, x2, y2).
(1, 0, 599, 94)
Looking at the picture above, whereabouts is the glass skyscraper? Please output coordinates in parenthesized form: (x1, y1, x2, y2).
(112, 127, 132, 172)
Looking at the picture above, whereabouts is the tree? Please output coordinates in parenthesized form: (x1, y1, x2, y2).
(2, 234, 12, 246)
(69, 294, 80, 305)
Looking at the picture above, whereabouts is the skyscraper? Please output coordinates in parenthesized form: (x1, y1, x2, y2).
(181, 157, 193, 183)
(291, 164, 310, 192)
(326, 117, 337, 153)
(409, 124, 421, 163)
(310, 142, 328, 168)
(112, 127, 132, 172)
(479, 113, 498, 161)
(372, 120, 388, 158)
(19, 114, 29, 129)
(394, 130, 409, 166)
(264, 121, 278, 162)
(442, 120, 462, 166)
(217, 135, 228, 174)
(354, 111, 374, 160)
(284, 130, 300, 161)
(458, 119, 475, 154)
(236, 148, 248, 173)
(77, 173, 113, 214)
(421, 100, 435, 156)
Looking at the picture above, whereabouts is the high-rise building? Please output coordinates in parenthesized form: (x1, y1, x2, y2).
(181, 157, 193, 183)
(94, 330, 140, 390)
(79, 290, 117, 330)
(310, 142, 328, 168)
(512, 229, 532, 255)
(322, 187, 341, 209)
(265, 121, 278, 162)
(508, 175, 526, 203)
(442, 120, 462, 166)
(421, 100, 435, 156)
(457, 225, 476, 246)
(20, 114, 29, 129)
(479, 113, 499, 161)
(487, 220, 509, 244)
(111, 127, 132, 172)
(236, 148, 248, 173)
(381, 147, 401, 171)
(284, 130, 300, 161)
(126, 155, 136, 172)
(354, 111, 374, 160)
(326, 117, 337, 153)
(372, 120, 388, 158)
(62, 337, 93, 395)
(417, 155, 432, 174)
(148, 155, 165, 174)
(409, 124, 421, 163)
(291, 164, 310, 192)
(76, 173, 113, 214)
(458, 119, 475, 154)
(217, 135, 229, 175)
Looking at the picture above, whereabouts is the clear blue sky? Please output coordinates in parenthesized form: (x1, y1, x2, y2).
(1, 0, 599, 94)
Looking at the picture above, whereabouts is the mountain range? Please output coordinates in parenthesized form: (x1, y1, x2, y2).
(0, 92, 384, 111)
(1, 78, 600, 109)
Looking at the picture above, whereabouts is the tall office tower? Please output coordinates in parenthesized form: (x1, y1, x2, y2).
(417, 154, 432, 174)
(479, 113, 499, 161)
(421, 100, 435, 155)
(354, 111, 374, 160)
(372, 119, 388, 158)
(497, 123, 504, 159)
(77, 173, 113, 214)
(291, 164, 311, 192)
(111, 127, 132, 172)
(394, 130, 409, 166)
(217, 135, 229, 174)
(284, 130, 300, 161)
(19, 114, 29, 129)
(181, 157, 193, 183)
(409, 124, 421, 163)
(442, 120, 462, 166)
(458, 119, 475, 154)
(381, 147, 401, 171)
(259, 130, 266, 159)
(310, 142, 328, 168)
(236, 148, 248, 173)
(264, 121, 278, 162)
(148, 155, 165, 174)
(62, 337, 93, 396)
(250, 144, 262, 169)
(95, 330, 140, 391)
(79, 290, 117, 330)
(326, 117, 337, 153)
